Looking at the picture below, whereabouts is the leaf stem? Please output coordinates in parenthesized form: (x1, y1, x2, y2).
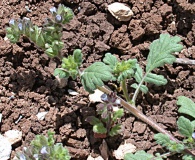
(132, 72, 148, 104)
(121, 79, 131, 102)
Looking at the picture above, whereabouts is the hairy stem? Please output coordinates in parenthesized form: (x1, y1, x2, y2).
(121, 79, 131, 102)
(132, 72, 148, 104)
(97, 86, 195, 156)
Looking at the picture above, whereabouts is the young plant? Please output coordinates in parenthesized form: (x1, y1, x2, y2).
(86, 92, 124, 138)
(6, 4, 74, 58)
(16, 131, 70, 160)
(124, 96, 195, 160)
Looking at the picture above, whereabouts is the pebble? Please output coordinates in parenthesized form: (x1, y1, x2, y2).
(0, 134, 12, 160)
(4, 130, 22, 145)
(36, 112, 48, 120)
(89, 89, 104, 103)
(132, 121, 147, 134)
(108, 2, 133, 21)
(68, 89, 79, 96)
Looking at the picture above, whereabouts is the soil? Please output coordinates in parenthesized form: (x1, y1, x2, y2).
(0, 0, 195, 160)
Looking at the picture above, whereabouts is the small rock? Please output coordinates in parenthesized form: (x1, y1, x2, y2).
(87, 155, 104, 160)
(68, 89, 79, 96)
(4, 130, 22, 145)
(108, 2, 133, 21)
(89, 89, 104, 103)
(0, 135, 11, 160)
(36, 112, 48, 120)
(132, 121, 147, 134)
(113, 142, 136, 160)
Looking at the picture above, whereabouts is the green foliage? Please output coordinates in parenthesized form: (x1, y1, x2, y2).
(54, 49, 82, 79)
(103, 53, 118, 70)
(81, 62, 113, 93)
(6, 4, 74, 57)
(124, 150, 156, 160)
(182, 155, 195, 160)
(109, 124, 121, 137)
(144, 73, 167, 86)
(177, 116, 194, 138)
(16, 131, 70, 160)
(177, 96, 195, 119)
(146, 34, 183, 72)
(86, 93, 123, 137)
(132, 34, 183, 99)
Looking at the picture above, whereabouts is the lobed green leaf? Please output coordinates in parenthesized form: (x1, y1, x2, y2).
(144, 73, 167, 86)
(154, 133, 171, 147)
(85, 116, 101, 125)
(109, 124, 121, 137)
(131, 83, 148, 94)
(124, 150, 155, 160)
(112, 109, 124, 122)
(177, 116, 194, 138)
(177, 96, 195, 119)
(81, 62, 113, 93)
(103, 53, 118, 70)
(93, 122, 107, 134)
(146, 34, 183, 72)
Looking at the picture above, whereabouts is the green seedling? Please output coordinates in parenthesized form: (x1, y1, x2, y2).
(6, 4, 74, 58)
(16, 131, 70, 160)
(124, 96, 195, 160)
(6, 4, 195, 158)
(86, 92, 124, 138)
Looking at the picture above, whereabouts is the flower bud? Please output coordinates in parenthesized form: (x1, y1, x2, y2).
(18, 23, 23, 31)
(55, 14, 62, 23)
(101, 94, 108, 102)
(50, 7, 57, 14)
(9, 19, 15, 25)
(192, 132, 195, 139)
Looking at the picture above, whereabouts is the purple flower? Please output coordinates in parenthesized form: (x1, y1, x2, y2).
(9, 19, 15, 25)
(40, 146, 48, 154)
(55, 14, 62, 22)
(101, 94, 108, 101)
(50, 7, 57, 14)
(18, 23, 23, 30)
(192, 132, 195, 139)
(19, 154, 26, 160)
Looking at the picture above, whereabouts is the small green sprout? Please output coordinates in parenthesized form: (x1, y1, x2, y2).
(16, 131, 70, 160)
(86, 92, 124, 138)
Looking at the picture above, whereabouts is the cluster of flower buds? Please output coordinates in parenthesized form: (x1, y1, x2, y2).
(49, 4, 74, 24)
(97, 92, 121, 119)
(6, 4, 74, 58)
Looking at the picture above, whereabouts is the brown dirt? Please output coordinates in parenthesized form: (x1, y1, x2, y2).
(0, 0, 195, 159)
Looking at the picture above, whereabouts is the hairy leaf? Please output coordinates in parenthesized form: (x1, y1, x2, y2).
(112, 109, 124, 122)
(154, 133, 171, 147)
(103, 53, 118, 70)
(146, 34, 183, 72)
(177, 96, 195, 119)
(131, 83, 148, 94)
(81, 62, 113, 93)
(109, 124, 121, 137)
(177, 116, 194, 138)
(93, 122, 107, 134)
(144, 73, 167, 86)
(192, 120, 195, 128)
(114, 59, 137, 82)
(54, 68, 69, 79)
(85, 116, 101, 125)
(134, 64, 143, 83)
(73, 49, 82, 66)
(124, 150, 155, 160)
(182, 154, 195, 160)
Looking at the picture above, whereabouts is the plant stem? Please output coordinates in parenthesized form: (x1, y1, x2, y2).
(121, 79, 131, 102)
(97, 86, 195, 156)
(132, 72, 148, 104)
(175, 58, 195, 65)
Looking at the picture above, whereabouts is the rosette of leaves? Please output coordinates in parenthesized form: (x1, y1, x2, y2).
(125, 96, 195, 160)
(54, 49, 82, 79)
(16, 131, 70, 160)
(6, 4, 74, 58)
(86, 92, 124, 138)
